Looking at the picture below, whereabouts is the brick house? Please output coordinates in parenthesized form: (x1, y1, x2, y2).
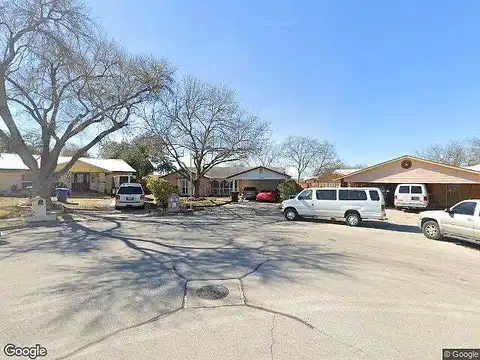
(159, 166, 291, 197)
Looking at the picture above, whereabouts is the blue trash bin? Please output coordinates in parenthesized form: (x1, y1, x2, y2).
(55, 188, 69, 203)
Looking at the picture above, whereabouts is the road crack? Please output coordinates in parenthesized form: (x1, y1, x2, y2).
(54, 308, 183, 360)
(240, 259, 271, 279)
(270, 314, 276, 360)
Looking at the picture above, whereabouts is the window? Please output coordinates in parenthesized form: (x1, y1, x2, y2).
(316, 190, 336, 200)
(411, 186, 423, 194)
(220, 180, 231, 196)
(369, 190, 380, 201)
(298, 189, 313, 200)
(339, 189, 367, 201)
(451, 201, 476, 216)
(119, 176, 129, 185)
(21, 173, 33, 189)
(117, 186, 143, 195)
(399, 186, 409, 194)
(180, 179, 190, 195)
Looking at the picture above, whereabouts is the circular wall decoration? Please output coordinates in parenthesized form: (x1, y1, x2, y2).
(401, 159, 412, 169)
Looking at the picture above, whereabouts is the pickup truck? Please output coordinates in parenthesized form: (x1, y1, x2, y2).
(419, 199, 480, 244)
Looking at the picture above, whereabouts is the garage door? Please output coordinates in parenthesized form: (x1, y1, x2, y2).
(242, 180, 281, 191)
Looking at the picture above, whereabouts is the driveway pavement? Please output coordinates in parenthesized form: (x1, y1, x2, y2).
(0, 203, 479, 360)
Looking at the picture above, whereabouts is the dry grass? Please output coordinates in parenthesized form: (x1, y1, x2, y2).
(63, 197, 114, 210)
(180, 197, 231, 208)
(0, 197, 31, 220)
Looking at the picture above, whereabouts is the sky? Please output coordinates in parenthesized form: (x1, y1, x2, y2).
(86, 0, 480, 166)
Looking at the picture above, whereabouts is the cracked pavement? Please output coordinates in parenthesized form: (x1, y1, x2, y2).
(0, 204, 480, 360)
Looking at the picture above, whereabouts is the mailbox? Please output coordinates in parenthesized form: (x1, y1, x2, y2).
(26, 197, 56, 223)
(32, 197, 47, 216)
(168, 195, 180, 210)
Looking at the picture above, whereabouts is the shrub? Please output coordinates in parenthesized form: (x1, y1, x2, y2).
(139, 178, 152, 195)
(146, 177, 179, 208)
(278, 180, 302, 200)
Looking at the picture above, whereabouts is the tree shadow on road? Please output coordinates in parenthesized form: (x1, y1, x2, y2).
(303, 218, 421, 234)
(5, 212, 353, 334)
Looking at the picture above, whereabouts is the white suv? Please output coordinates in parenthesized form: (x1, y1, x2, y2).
(115, 183, 145, 209)
(419, 200, 480, 244)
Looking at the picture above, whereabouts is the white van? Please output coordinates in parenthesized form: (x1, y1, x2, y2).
(394, 183, 429, 210)
(281, 187, 387, 226)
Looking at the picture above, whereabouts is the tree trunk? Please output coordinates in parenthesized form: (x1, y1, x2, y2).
(192, 178, 201, 198)
(32, 171, 54, 209)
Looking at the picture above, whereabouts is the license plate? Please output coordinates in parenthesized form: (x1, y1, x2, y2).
(411, 196, 420, 201)
(126, 197, 133, 200)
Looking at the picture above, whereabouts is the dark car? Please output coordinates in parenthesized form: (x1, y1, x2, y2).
(242, 186, 258, 200)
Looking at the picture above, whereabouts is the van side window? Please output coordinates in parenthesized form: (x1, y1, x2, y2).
(411, 186, 422, 194)
(316, 190, 337, 200)
(398, 186, 409, 194)
(339, 190, 367, 201)
(298, 189, 313, 200)
(369, 190, 380, 201)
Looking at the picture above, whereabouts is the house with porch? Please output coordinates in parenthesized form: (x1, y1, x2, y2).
(0, 153, 135, 195)
(159, 166, 291, 197)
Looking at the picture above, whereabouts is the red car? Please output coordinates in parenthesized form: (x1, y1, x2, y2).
(256, 190, 278, 202)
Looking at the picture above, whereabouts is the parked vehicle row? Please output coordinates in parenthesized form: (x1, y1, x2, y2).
(280, 184, 479, 245)
(242, 186, 279, 203)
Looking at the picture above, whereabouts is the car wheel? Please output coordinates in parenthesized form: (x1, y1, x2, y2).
(345, 212, 361, 227)
(284, 208, 298, 221)
(422, 220, 442, 240)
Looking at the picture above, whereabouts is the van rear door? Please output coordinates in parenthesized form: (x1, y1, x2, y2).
(410, 185, 427, 207)
(395, 185, 410, 206)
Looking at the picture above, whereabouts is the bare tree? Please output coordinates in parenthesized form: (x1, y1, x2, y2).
(247, 140, 281, 168)
(0, 0, 173, 199)
(465, 137, 480, 166)
(281, 136, 340, 182)
(143, 75, 269, 195)
(60, 143, 90, 157)
(1, 129, 41, 154)
(416, 141, 469, 166)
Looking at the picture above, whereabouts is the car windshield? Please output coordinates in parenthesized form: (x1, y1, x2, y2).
(243, 187, 256, 191)
(117, 186, 143, 194)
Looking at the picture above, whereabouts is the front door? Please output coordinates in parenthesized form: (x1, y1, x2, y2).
(296, 189, 315, 216)
(72, 173, 90, 193)
(442, 201, 476, 239)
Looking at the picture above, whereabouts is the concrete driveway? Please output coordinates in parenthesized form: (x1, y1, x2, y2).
(0, 204, 479, 360)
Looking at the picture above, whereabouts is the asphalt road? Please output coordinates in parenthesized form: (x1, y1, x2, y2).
(0, 204, 479, 360)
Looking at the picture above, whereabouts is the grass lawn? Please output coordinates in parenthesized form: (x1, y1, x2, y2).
(0, 197, 31, 220)
(64, 197, 114, 210)
(180, 197, 230, 208)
